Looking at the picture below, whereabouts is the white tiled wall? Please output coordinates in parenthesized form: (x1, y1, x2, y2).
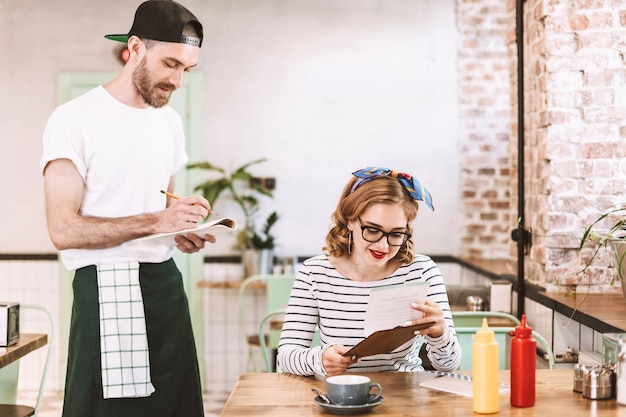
(437, 262, 491, 287)
(200, 262, 269, 393)
(552, 311, 597, 356)
(0, 260, 63, 391)
(524, 298, 553, 350)
(525, 296, 608, 363)
(437, 262, 463, 286)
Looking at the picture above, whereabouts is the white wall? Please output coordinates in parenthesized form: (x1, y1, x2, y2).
(1, 0, 459, 258)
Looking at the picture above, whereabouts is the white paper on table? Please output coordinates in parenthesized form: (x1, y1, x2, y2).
(364, 282, 429, 336)
(419, 376, 510, 397)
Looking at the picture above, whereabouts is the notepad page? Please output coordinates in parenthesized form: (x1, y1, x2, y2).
(419, 376, 510, 398)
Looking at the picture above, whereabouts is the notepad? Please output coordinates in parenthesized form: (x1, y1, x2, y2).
(128, 217, 237, 247)
(419, 376, 510, 398)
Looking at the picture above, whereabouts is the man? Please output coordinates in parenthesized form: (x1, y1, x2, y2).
(40, 1, 211, 416)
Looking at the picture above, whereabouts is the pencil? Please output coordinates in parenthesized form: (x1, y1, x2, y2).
(160, 190, 219, 215)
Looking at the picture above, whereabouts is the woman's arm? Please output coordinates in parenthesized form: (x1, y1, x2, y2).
(276, 271, 327, 376)
(421, 260, 462, 371)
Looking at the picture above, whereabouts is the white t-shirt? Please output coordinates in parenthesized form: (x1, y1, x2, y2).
(40, 86, 188, 270)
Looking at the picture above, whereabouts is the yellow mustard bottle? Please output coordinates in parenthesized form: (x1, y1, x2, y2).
(472, 318, 500, 414)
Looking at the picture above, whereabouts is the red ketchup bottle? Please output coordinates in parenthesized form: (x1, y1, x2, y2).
(510, 314, 536, 407)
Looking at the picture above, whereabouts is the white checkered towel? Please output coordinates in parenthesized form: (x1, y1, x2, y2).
(97, 262, 155, 399)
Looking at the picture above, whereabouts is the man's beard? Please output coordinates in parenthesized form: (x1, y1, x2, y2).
(132, 57, 176, 108)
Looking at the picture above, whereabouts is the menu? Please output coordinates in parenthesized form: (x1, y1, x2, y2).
(363, 282, 429, 336)
(342, 282, 432, 358)
(342, 321, 435, 358)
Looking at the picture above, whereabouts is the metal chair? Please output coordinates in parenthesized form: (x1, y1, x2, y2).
(258, 307, 322, 373)
(238, 274, 296, 372)
(452, 311, 555, 370)
(258, 308, 287, 372)
(0, 304, 56, 417)
(452, 311, 520, 327)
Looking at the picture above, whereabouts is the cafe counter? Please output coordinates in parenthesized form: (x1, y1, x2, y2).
(457, 256, 626, 334)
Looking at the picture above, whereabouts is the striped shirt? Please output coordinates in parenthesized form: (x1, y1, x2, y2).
(277, 254, 462, 376)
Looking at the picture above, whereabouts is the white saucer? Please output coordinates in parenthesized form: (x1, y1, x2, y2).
(313, 395, 384, 415)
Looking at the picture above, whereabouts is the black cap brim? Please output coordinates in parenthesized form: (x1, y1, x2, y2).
(105, 34, 130, 43)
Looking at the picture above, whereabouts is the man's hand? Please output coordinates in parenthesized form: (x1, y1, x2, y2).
(174, 232, 217, 254)
(157, 195, 212, 232)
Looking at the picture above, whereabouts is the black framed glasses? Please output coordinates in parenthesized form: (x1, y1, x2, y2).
(356, 218, 411, 247)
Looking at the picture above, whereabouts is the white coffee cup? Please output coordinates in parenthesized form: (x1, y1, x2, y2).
(326, 375, 382, 405)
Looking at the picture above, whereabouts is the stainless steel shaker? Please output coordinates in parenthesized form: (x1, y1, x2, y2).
(582, 365, 613, 400)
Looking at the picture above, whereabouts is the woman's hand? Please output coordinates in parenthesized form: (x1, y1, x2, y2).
(322, 345, 358, 376)
(407, 300, 446, 338)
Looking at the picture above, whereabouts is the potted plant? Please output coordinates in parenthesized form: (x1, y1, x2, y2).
(187, 158, 279, 276)
(578, 204, 626, 295)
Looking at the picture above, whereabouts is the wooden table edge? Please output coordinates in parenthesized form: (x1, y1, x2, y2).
(0, 333, 48, 368)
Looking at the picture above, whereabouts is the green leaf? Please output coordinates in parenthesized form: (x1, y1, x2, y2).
(186, 161, 225, 173)
(186, 158, 278, 249)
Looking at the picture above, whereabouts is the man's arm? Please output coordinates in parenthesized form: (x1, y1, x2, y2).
(43, 158, 211, 251)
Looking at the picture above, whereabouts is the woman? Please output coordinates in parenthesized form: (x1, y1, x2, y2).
(277, 166, 461, 376)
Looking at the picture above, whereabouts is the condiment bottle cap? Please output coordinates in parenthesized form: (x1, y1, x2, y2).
(473, 318, 495, 342)
(513, 314, 533, 338)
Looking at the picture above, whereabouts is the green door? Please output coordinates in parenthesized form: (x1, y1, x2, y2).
(56, 71, 206, 387)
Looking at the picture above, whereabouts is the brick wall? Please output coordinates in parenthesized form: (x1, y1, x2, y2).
(457, 0, 513, 260)
(460, 0, 626, 293)
(517, 0, 626, 292)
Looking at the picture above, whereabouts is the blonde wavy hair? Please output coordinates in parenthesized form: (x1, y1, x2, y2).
(323, 175, 419, 263)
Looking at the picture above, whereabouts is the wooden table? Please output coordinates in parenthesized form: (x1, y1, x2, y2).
(0, 333, 48, 404)
(220, 369, 623, 416)
(0, 334, 47, 369)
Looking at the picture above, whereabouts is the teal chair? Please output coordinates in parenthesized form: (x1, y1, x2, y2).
(256, 274, 323, 373)
(452, 312, 555, 370)
(258, 308, 286, 372)
(238, 274, 296, 372)
(452, 311, 520, 327)
(258, 307, 322, 373)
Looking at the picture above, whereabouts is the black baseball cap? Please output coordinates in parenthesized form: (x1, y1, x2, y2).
(105, 0, 203, 47)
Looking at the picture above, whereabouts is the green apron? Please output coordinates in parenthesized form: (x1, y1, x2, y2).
(62, 258, 204, 417)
